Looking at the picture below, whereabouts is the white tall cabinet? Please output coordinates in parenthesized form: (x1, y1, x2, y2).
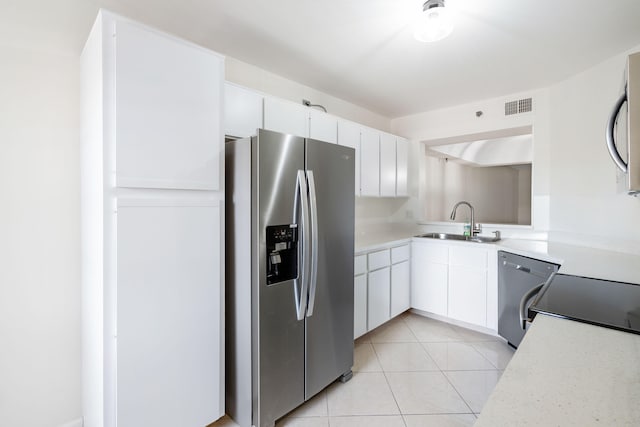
(81, 11, 224, 427)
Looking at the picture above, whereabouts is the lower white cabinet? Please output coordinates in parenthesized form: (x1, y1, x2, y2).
(368, 267, 391, 330)
(448, 246, 488, 326)
(448, 266, 487, 325)
(391, 261, 410, 317)
(354, 273, 368, 338)
(353, 243, 411, 338)
(411, 241, 449, 316)
(411, 239, 495, 330)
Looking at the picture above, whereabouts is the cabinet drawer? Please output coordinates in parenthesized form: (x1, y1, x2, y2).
(354, 255, 367, 276)
(411, 241, 448, 264)
(449, 246, 487, 269)
(391, 245, 410, 264)
(368, 249, 390, 271)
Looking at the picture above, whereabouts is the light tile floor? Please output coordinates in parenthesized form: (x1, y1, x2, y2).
(211, 312, 515, 427)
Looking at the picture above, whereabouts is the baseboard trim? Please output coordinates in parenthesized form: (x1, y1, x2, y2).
(58, 417, 83, 427)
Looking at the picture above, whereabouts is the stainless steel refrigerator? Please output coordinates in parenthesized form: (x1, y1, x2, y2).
(225, 129, 355, 427)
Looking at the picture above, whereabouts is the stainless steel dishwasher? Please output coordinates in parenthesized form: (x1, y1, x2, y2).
(498, 251, 559, 348)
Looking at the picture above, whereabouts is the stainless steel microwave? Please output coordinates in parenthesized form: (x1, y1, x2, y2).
(607, 51, 640, 196)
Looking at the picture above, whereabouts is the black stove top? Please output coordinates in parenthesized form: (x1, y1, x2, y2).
(530, 273, 640, 335)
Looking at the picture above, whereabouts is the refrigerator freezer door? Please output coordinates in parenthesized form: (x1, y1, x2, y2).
(304, 139, 355, 399)
(256, 129, 306, 426)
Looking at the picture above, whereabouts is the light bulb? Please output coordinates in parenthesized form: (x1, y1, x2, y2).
(413, 3, 454, 42)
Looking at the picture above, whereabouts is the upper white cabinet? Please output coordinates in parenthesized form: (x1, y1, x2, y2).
(228, 87, 410, 198)
(360, 127, 380, 196)
(224, 82, 263, 138)
(115, 19, 223, 191)
(309, 109, 337, 144)
(360, 128, 409, 198)
(396, 138, 409, 196)
(380, 132, 397, 197)
(337, 120, 361, 195)
(263, 97, 308, 138)
(263, 97, 338, 144)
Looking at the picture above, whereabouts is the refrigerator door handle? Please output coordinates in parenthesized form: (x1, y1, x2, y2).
(606, 86, 628, 173)
(306, 170, 319, 317)
(295, 170, 311, 321)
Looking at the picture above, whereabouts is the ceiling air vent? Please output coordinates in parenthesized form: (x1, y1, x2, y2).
(504, 97, 533, 116)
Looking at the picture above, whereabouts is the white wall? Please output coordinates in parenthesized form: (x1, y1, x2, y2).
(392, 89, 550, 230)
(421, 158, 530, 225)
(393, 46, 640, 252)
(516, 165, 532, 225)
(0, 44, 81, 427)
(546, 46, 640, 251)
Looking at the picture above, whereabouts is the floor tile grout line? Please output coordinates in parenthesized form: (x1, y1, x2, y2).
(370, 344, 406, 425)
(466, 342, 502, 370)
(440, 360, 479, 415)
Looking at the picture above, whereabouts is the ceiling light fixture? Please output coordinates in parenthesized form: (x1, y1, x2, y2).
(413, 0, 454, 43)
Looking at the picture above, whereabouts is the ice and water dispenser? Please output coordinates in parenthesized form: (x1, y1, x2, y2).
(266, 224, 298, 285)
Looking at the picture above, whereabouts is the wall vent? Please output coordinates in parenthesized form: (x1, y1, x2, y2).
(504, 97, 533, 115)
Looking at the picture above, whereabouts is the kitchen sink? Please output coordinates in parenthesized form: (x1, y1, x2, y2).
(415, 232, 500, 243)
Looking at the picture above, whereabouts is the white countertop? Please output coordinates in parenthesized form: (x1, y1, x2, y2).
(354, 226, 419, 253)
(475, 314, 640, 426)
(355, 227, 640, 284)
(497, 239, 640, 284)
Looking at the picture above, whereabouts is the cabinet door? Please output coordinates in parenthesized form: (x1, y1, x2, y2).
(309, 109, 337, 144)
(116, 198, 221, 426)
(360, 127, 380, 196)
(391, 261, 410, 317)
(448, 266, 487, 327)
(396, 138, 409, 196)
(115, 20, 223, 190)
(354, 274, 368, 339)
(368, 267, 390, 330)
(337, 120, 361, 195)
(224, 82, 263, 138)
(263, 97, 308, 138)
(486, 249, 499, 331)
(411, 243, 448, 316)
(379, 133, 397, 197)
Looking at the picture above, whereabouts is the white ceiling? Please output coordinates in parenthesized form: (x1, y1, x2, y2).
(4, 0, 640, 118)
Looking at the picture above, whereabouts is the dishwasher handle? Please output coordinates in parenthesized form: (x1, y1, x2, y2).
(518, 284, 544, 330)
(503, 260, 549, 279)
(518, 271, 558, 330)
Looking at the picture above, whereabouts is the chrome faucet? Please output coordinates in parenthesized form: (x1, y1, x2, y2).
(450, 201, 482, 236)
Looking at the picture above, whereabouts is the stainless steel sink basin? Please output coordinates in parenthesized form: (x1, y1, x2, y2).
(415, 232, 500, 243)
